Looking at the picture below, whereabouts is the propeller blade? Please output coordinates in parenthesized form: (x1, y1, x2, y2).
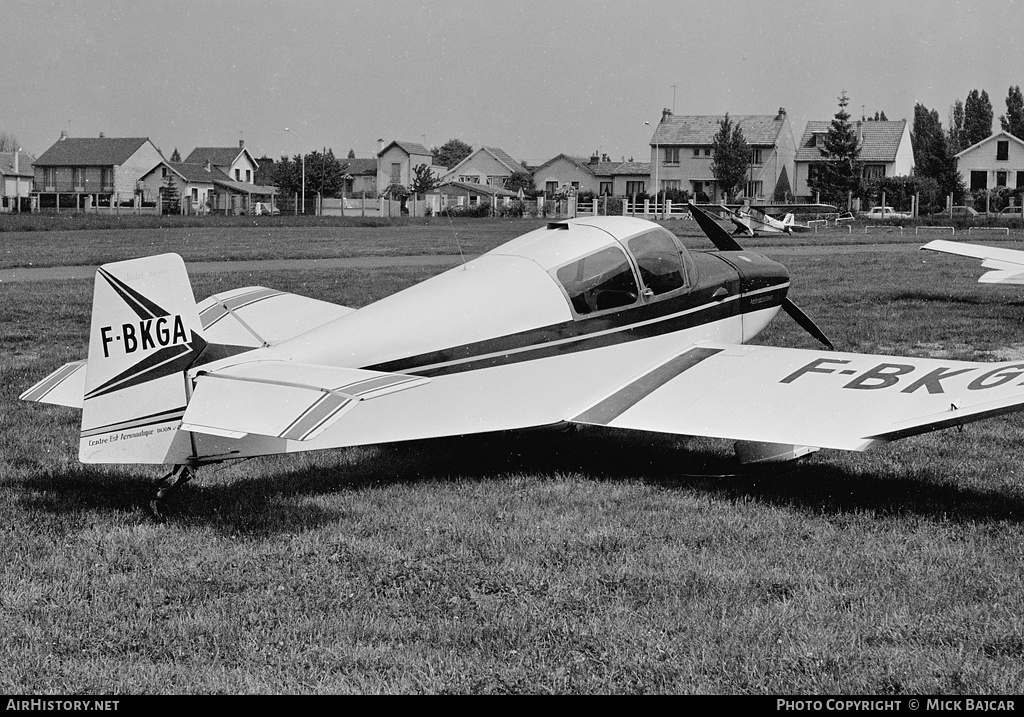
(687, 202, 744, 252)
(782, 298, 835, 350)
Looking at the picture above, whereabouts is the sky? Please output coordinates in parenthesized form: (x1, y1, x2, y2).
(2, 0, 1020, 165)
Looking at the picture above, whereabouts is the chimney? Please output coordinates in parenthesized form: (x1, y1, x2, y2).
(239, 139, 244, 148)
(377, 138, 384, 154)
(99, 132, 105, 138)
(60, 131, 67, 140)
(205, 160, 212, 172)
(590, 152, 600, 166)
(776, 107, 787, 120)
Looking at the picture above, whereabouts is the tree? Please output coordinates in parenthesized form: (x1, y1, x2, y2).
(963, 89, 993, 146)
(505, 170, 535, 195)
(709, 113, 750, 202)
(911, 103, 965, 203)
(808, 90, 862, 207)
(170, 148, 181, 162)
(160, 172, 180, 214)
(947, 99, 966, 154)
(306, 148, 345, 197)
(0, 131, 20, 152)
(432, 138, 472, 169)
(869, 111, 889, 121)
(347, 148, 356, 159)
(409, 163, 439, 195)
(1000, 85, 1024, 139)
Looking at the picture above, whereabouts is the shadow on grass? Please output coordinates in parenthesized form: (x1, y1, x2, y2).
(16, 426, 1024, 531)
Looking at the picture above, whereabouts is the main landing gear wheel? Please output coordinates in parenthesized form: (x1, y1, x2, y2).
(150, 464, 195, 520)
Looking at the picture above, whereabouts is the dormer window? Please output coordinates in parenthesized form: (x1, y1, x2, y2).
(997, 140, 1009, 161)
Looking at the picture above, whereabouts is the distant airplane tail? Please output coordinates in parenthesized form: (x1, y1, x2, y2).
(782, 213, 795, 226)
(78, 254, 207, 464)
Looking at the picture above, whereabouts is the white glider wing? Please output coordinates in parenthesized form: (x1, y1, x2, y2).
(570, 343, 1024, 452)
(181, 361, 429, 441)
(197, 286, 356, 346)
(921, 239, 1024, 284)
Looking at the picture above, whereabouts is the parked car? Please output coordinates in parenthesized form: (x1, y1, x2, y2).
(929, 206, 978, 219)
(996, 206, 1023, 220)
(251, 202, 280, 216)
(864, 206, 912, 220)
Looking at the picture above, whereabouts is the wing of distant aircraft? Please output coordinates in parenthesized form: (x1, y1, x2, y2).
(22, 205, 1024, 515)
(921, 239, 1024, 284)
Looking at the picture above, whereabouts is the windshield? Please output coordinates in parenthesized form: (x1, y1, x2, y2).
(625, 227, 691, 296)
(555, 245, 640, 315)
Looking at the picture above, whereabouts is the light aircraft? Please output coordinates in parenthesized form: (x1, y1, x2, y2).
(921, 239, 1024, 284)
(720, 203, 796, 236)
(23, 204, 1024, 516)
(716, 203, 835, 236)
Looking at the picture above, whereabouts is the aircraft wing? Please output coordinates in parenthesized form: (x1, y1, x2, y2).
(570, 343, 1024, 453)
(197, 286, 356, 346)
(921, 240, 1024, 284)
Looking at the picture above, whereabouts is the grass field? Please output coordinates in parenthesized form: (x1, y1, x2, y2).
(3, 219, 1024, 694)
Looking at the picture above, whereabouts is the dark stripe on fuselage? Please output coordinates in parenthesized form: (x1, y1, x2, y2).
(366, 253, 786, 378)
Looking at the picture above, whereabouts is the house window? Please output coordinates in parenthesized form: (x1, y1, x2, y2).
(693, 147, 700, 157)
(970, 171, 988, 190)
(487, 176, 504, 186)
(863, 164, 886, 179)
(750, 148, 763, 165)
(744, 181, 764, 199)
(997, 171, 1007, 187)
(101, 168, 113, 189)
(460, 175, 481, 184)
(626, 181, 645, 196)
(571, 182, 579, 190)
(246, 170, 252, 183)
(1017, 171, 1024, 189)
(997, 141, 1009, 161)
(73, 167, 85, 189)
(192, 188, 198, 201)
(663, 180, 681, 191)
(664, 148, 680, 166)
(161, 167, 168, 178)
(599, 181, 613, 196)
(704, 148, 711, 156)
(43, 168, 55, 188)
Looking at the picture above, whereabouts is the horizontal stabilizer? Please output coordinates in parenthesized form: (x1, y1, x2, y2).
(19, 360, 87, 408)
(196, 286, 355, 347)
(922, 240, 1024, 284)
(181, 361, 429, 441)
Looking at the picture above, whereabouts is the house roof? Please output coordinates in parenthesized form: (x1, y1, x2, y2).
(0, 151, 34, 177)
(438, 180, 519, 198)
(339, 158, 377, 176)
(955, 129, 1024, 159)
(652, 115, 786, 147)
(795, 119, 908, 163)
(379, 140, 431, 158)
(612, 161, 652, 176)
(34, 137, 155, 167)
(184, 146, 258, 169)
(445, 146, 528, 177)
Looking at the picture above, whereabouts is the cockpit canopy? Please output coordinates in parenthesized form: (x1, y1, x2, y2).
(493, 218, 696, 318)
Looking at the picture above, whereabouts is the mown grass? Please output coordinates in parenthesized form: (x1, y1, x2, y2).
(2, 227, 1024, 694)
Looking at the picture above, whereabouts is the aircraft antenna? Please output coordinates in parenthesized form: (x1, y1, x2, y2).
(445, 209, 467, 268)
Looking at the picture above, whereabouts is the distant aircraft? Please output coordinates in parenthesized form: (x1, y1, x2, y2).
(716, 202, 835, 236)
(23, 204, 1024, 516)
(921, 239, 1024, 284)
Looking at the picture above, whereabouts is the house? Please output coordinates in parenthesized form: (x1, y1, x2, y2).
(955, 130, 1024, 194)
(531, 153, 619, 196)
(794, 119, 915, 201)
(339, 157, 378, 197)
(611, 161, 652, 198)
(441, 146, 528, 188)
(184, 140, 260, 184)
(138, 160, 221, 214)
(182, 141, 275, 213)
(0, 150, 33, 212)
(32, 133, 165, 209)
(649, 108, 797, 203)
(377, 140, 436, 191)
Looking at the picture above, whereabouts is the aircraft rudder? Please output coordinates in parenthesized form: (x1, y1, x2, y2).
(80, 254, 205, 464)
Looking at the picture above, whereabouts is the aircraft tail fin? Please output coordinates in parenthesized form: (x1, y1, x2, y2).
(79, 254, 207, 464)
(783, 213, 795, 225)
